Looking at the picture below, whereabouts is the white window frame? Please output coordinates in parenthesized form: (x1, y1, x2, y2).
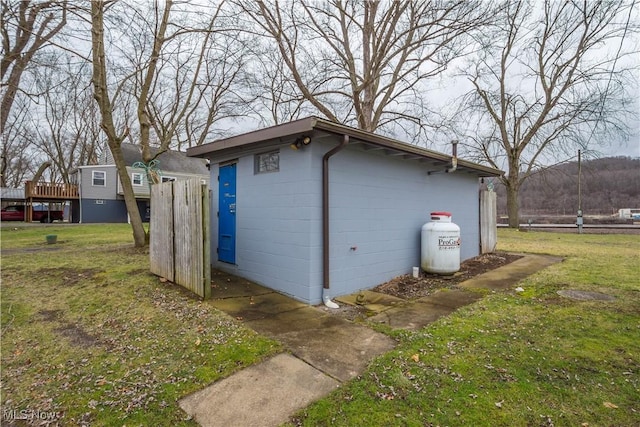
(92, 170, 106, 187)
(132, 172, 144, 186)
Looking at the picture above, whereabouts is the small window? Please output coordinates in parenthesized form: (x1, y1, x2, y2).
(95, 199, 104, 205)
(162, 176, 176, 183)
(132, 172, 144, 186)
(92, 171, 106, 186)
(254, 150, 279, 174)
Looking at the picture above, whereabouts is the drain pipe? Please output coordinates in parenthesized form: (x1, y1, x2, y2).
(427, 140, 458, 176)
(322, 134, 349, 309)
(446, 140, 458, 173)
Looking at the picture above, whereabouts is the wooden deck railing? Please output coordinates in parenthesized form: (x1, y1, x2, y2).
(25, 181, 79, 199)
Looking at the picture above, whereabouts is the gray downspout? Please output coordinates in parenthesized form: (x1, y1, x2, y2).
(322, 134, 349, 308)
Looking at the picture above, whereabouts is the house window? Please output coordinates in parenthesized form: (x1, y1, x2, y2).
(162, 176, 176, 182)
(132, 172, 144, 186)
(92, 171, 106, 186)
(254, 150, 279, 174)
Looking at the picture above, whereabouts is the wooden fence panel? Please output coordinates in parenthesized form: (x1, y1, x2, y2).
(480, 190, 497, 254)
(150, 179, 210, 299)
(150, 183, 175, 281)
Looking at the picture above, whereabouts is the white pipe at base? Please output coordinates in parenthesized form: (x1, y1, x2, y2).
(322, 290, 339, 309)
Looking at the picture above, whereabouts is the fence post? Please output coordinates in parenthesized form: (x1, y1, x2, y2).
(480, 190, 497, 253)
(202, 183, 211, 299)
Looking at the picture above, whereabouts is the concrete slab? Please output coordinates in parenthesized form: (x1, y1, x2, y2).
(277, 321, 396, 382)
(336, 290, 406, 313)
(459, 254, 562, 291)
(211, 273, 273, 298)
(246, 308, 345, 336)
(179, 354, 339, 427)
(209, 292, 308, 321)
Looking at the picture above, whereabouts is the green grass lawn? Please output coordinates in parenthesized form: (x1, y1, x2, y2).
(1, 224, 281, 426)
(2, 226, 638, 426)
(290, 230, 640, 426)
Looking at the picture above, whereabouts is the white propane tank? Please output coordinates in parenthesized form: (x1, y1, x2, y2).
(421, 211, 461, 275)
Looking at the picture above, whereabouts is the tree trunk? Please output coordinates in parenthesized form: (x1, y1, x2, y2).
(91, 1, 147, 247)
(110, 144, 147, 246)
(32, 162, 52, 183)
(506, 183, 520, 228)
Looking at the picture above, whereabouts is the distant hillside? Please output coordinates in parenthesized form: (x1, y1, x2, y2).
(491, 157, 640, 216)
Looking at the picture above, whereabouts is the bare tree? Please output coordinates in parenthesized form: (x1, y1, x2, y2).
(246, 45, 312, 126)
(235, 0, 493, 137)
(0, 95, 39, 187)
(143, 9, 251, 151)
(28, 56, 100, 184)
(1, 0, 67, 136)
(91, 0, 146, 246)
(1, 0, 68, 187)
(91, 0, 246, 246)
(457, 0, 638, 227)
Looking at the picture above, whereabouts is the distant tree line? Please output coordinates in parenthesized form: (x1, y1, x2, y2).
(491, 157, 640, 216)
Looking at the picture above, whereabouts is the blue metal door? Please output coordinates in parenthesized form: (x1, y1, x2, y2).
(218, 163, 236, 264)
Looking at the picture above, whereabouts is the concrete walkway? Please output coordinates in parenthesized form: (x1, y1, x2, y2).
(179, 254, 562, 427)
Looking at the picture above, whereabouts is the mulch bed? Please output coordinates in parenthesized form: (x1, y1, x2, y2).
(374, 252, 523, 300)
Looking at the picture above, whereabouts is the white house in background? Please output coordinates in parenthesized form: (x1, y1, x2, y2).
(71, 143, 209, 223)
(188, 117, 502, 306)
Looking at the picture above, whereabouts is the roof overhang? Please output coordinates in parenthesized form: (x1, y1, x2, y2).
(187, 117, 502, 177)
(0, 187, 25, 201)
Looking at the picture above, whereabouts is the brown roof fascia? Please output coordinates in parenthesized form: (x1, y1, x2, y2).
(311, 119, 501, 177)
(186, 117, 317, 158)
(187, 116, 502, 177)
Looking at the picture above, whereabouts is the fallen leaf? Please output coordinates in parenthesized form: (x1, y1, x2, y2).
(411, 354, 420, 362)
(159, 277, 167, 283)
(195, 338, 201, 346)
(603, 402, 618, 409)
(495, 400, 504, 408)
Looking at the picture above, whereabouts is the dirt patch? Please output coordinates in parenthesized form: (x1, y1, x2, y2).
(38, 309, 63, 322)
(35, 309, 101, 347)
(55, 323, 100, 347)
(374, 253, 522, 300)
(35, 267, 103, 286)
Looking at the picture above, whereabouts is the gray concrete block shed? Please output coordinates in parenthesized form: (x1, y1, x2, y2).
(187, 117, 502, 305)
